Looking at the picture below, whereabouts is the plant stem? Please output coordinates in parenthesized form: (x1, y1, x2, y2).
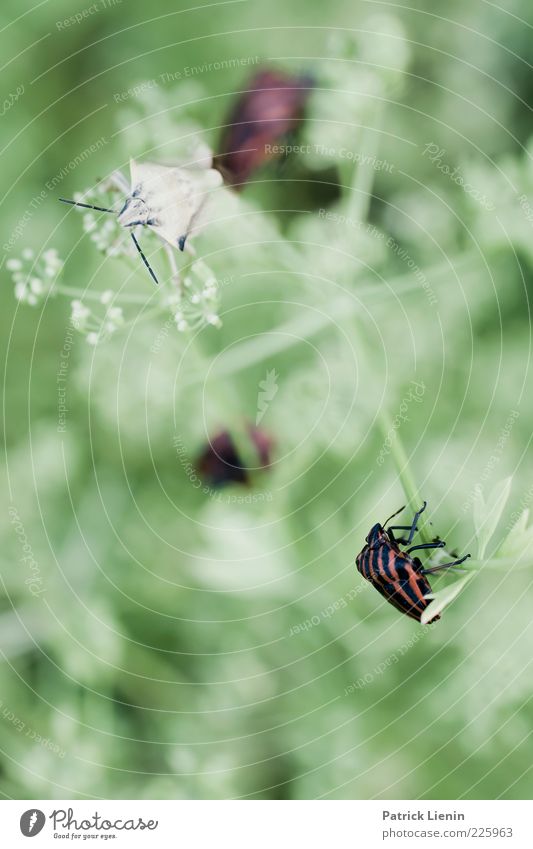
(376, 409, 432, 544)
(55, 285, 152, 304)
(469, 557, 532, 571)
(345, 103, 384, 224)
(183, 257, 481, 388)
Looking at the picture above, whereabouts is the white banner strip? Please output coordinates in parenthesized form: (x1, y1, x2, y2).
(1, 799, 530, 848)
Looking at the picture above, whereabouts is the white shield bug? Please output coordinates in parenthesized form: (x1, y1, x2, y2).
(60, 157, 223, 284)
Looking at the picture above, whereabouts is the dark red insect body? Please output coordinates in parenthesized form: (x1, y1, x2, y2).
(355, 503, 469, 623)
(215, 68, 313, 187)
(195, 425, 273, 488)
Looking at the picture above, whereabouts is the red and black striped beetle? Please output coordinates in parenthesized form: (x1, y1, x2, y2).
(356, 502, 470, 623)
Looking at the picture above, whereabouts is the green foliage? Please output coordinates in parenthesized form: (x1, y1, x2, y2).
(474, 477, 513, 559)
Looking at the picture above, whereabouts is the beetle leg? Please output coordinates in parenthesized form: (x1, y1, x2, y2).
(420, 554, 471, 575)
(387, 501, 427, 544)
(389, 528, 414, 547)
(405, 501, 427, 543)
(164, 243, 181, 291)
(406, 540, 445, 555)
(388, 525, 414, 545)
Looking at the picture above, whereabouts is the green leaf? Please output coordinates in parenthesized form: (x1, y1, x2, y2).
(421, 573, 475, 625)
(496, 508, 533, 562)
(473, 476, 513, 559)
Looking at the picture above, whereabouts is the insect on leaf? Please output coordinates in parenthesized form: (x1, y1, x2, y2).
(473, 476, 513, 559)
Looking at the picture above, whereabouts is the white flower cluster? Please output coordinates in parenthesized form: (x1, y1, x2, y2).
(71, 181, 222, 333)
(70, 289, 124, 345)
(12, 112, 224, 341)
(167, 259, 222, 332)
(7, 247, 63, 305)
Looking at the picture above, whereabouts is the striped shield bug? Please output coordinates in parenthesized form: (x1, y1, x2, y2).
(355, 502, 470, 623)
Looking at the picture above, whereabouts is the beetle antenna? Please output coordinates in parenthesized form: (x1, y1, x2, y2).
(130, 231, 158, 285)
(383, 505, 406, 527)
(59, 197, 115, 213)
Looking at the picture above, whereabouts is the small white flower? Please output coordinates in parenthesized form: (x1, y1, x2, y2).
(22, 248, 34, 260)
(177, 319, 188, 332)
(100, 289, 113, 305)
(14, 281, 27, 301)
(6, 258, 22, 271)
(71, 300, 90, 325)
(83, 215, 97, 233)
(174, 311, 184, 324)
(107, 306, 123, 324)
(27, 294, 37, 306)
(86, 332, 99, 346)
(29, 277, 44, 294)
(206, 313, 222, 328)
(106, 242, 123, 257)
(164, 292, 180, 310)
(191, 293, 201, 305)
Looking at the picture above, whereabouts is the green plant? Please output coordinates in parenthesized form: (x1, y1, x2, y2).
(3, 4, 533, 801)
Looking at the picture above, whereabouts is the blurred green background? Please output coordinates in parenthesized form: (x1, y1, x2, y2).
(1, 0, 533, 799)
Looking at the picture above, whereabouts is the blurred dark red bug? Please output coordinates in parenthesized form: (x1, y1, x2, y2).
(215, 68, 313, 187)
(195, 426, 273, 488)
(355, 502, 470, 623)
